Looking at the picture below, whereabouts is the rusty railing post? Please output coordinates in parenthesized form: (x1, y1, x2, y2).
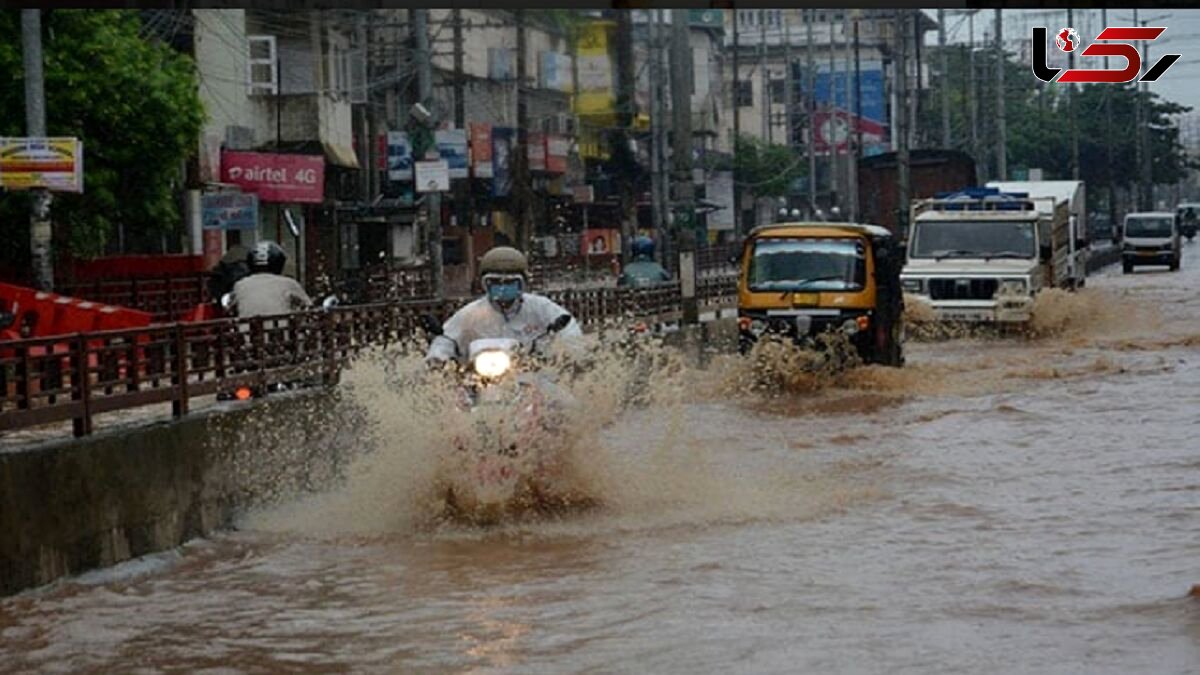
(251, 317, 265, 392)
(172, 322, 189, 418)
(71, 333, 92, 437)
(17, 343, 31, 411)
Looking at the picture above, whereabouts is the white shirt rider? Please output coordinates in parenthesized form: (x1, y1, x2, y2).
(426, 286, 583, 365)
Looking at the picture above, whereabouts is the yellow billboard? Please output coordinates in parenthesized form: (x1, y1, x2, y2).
(0, 137, 83, 192)
(574, 21, 615, 121)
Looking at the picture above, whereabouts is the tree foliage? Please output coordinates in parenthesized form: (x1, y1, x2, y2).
(918, 44, 1196, 193)
(733, 133, 806, 199)
(0, 10, 204, 265)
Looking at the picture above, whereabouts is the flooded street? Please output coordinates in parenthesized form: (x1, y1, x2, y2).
(4, 252, 1200, 674)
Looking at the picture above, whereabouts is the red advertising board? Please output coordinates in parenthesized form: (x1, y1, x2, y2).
(471, 123, 493, 178)
(220, 151, 325, 203)
(545, 134, 569, 174)
(528, 132, 547, 172)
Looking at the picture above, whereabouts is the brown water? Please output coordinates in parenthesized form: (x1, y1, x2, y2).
(4, 253, 1200, 674)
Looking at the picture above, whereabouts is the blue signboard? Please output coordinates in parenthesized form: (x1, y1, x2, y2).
(795, 60, 889, 154)
(201, 192, 258, 230)
(811, 66, 886, 124)
(435, 129, 468, 179)
(387, 131, 413, 182)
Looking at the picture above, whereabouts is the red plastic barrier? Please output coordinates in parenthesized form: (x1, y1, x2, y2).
(0, 282, 153, 339)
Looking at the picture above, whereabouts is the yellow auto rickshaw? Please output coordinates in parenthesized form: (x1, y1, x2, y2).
(736, 222, 905, 366)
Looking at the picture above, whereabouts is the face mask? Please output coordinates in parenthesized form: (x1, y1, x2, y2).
(484, 276, 524, 306)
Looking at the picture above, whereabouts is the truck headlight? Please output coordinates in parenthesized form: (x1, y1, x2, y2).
(996, 278, 1028, 296)
(901, 278, 923, 293)
(473, 350, 512, 378)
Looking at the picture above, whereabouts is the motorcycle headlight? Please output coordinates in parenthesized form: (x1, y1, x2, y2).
(473, 350, 512, 378)
(901, 278, 923, 294)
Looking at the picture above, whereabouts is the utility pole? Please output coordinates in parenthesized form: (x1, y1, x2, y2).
(1139, 14, 1157, 210)
(783, 15, 794, 148)
(853, 12, 863, 160)
(357, 14, 370, 203)
(452, 8, 467, 240)
(895, 10, 911, 239)
(22, 9, 53, 290)
(844, 11, 856, 221)
(829, 20, 839, 212)
(732, 9, 741, 239)
(613, 9, 636, 265)
(805, 9, 817, 216)
(1103, 7, 1116, 228)
(968, 10, 978, 167)
(515, 10, 534, 251)
(1133, 8, 1142, 211)
(938, 9, 950, 147)
(1068, 8, 1079, 181)
(649, 10, 665, 256)
(656, 10, 670, 258)
(760, 17, 770, 144)
(671, 8, 698, 323)
(413, 9, 442, 298)
(995, 8, 1007, 181)
(452, 9, 464, 129)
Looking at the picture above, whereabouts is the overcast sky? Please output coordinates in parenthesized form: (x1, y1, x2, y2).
(933, 9, 1200, 114)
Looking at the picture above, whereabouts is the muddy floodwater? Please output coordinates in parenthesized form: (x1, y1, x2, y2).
(3, 250, 1200, 674)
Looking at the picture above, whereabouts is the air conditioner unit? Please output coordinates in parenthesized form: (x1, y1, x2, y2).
(544, 112, 575, 136)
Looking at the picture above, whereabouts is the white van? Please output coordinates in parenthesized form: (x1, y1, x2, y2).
(1122, 212, 1181, 273)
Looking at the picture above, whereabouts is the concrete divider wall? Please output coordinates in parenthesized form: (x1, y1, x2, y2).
(0, 390, 356, 596)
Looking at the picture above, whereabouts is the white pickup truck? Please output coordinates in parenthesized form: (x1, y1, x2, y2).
(901, 187, 1087, 324)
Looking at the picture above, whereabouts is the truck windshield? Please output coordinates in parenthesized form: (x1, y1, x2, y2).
(1125, 217, 1174, 238)
(748, 238, 866, 292)
(910, 221, 1037, 259)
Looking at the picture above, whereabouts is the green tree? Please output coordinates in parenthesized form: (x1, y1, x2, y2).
(919, 44, 1196, 193)
(0, 10, 204, 269)
(732, 133, 806, 200)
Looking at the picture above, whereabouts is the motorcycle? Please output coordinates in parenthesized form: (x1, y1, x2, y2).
(421, 313, 593, 522)
(216, 293, 340, 401)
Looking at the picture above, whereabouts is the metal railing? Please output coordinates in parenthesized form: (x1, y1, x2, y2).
(56, 275, 211, 322)
(1, 276, 738, 437)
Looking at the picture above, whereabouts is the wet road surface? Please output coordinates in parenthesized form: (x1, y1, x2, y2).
(2, 247, 1200, 674)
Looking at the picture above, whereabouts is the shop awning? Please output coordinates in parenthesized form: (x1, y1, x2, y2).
(323, 142, 360, 169)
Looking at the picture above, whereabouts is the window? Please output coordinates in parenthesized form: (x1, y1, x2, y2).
(736, 80, 754, 107)
(770, 79, 786, 103)
(767, 10, 781, 27)
(488, 47, 514, 81)
(246, 35, 277, 96)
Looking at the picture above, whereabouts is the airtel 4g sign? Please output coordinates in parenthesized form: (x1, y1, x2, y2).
(220, 151, 325, 203)
(1032, 26, 1182, 83)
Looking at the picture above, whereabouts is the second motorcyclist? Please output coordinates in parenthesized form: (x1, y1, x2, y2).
(227, 241, 312, 317)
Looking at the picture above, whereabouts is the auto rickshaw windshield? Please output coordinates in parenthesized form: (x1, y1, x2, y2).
(747, 237, 866, 292)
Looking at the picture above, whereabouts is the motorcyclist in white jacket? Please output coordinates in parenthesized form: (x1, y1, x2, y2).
(427, 246, 583, 366)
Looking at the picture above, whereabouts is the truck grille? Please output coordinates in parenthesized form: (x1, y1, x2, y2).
(928, 278, 998, 301)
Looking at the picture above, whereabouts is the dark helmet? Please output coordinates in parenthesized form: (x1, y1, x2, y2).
(631, 236, 655, 260)
(247, 241, 287, 274)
